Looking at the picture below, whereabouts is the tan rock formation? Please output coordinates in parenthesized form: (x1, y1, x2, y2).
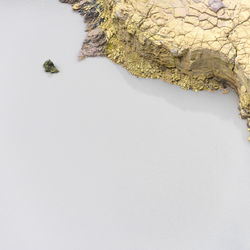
(60, 0, 250, 140)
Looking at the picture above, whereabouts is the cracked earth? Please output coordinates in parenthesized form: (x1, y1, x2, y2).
(61, 0, 250, 140)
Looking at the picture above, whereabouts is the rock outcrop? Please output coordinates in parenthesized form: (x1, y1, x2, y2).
(60, 0, 250, 140)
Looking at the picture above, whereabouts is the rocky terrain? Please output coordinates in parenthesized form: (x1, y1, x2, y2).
(60, 0, 250, 140)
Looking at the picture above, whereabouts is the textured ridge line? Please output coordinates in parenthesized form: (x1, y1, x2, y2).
(60, 0, 109, 59)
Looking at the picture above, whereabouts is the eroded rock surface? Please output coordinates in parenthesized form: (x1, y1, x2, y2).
(60, 0, 250, 140)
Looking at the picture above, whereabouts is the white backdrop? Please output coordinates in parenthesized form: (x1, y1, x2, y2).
(0, 1, 250, 250)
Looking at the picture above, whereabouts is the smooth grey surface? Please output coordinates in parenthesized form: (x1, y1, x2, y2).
(0, 1, 250, 250)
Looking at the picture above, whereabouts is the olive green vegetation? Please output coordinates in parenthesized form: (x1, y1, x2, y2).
(43, 60, 59, 74)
